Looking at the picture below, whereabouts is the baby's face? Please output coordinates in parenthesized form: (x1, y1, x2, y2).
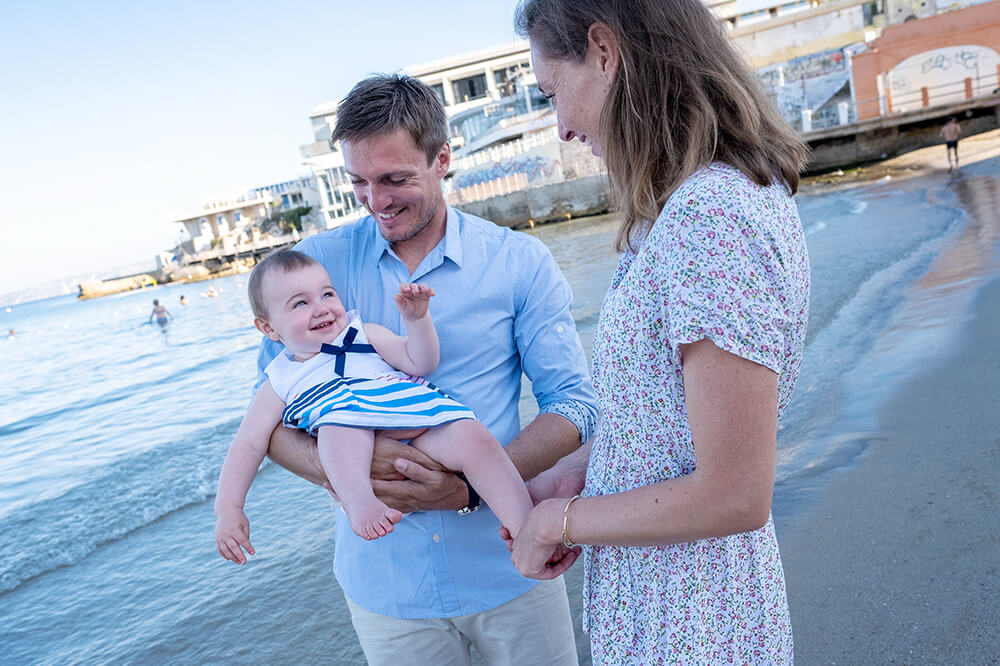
(259, 263, 348, 359)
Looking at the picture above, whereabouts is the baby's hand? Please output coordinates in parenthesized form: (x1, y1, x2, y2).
(394, 283, 434, 321)
(215, 508, 255, 565)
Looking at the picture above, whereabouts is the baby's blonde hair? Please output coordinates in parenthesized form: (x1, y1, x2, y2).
(247, 249, 321, 319)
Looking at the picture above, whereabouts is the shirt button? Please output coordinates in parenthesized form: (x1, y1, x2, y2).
(556, 325, 564, 333)
(432, 534, 441, 543)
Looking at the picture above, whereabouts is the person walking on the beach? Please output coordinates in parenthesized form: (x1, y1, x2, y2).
(214, 250, 532, 550)
(257, 74, 596, 665)
(508, 0, 810, 663)
(148, 299, 172, 326)
(940, 116, 962, 172)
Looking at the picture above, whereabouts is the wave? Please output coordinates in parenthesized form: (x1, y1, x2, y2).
(0, 343, 256, 439)
(803, 220, 827, 237)
(0, 418, 242, 594)
(775, 200, 966, 507)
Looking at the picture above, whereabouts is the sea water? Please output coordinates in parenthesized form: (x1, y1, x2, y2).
(2, 162, 997, 664)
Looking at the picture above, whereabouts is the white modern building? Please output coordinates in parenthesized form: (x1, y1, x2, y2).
(169, 176, 321, 258)
(299, 0, 994, 227)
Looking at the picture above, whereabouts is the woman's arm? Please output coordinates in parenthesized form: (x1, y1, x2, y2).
(512, 339, 778, 577)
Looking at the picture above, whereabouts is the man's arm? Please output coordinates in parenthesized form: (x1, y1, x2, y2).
(503, 412, 581, 481)
(266, 414, 580, 512)
(505, 239, 598, 475)
(267, 424, 472, 512)
(266, 426, 326, 486)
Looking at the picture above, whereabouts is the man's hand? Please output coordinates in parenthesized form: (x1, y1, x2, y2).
(524, 441, 591, 503)
(527, 465, 586, 504)
(268, 425, 469, 513)
(370, 430, 469, 513)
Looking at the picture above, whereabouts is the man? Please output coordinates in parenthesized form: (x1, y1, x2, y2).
(257, 74, 597, 665)
(940, 116, 962, 172)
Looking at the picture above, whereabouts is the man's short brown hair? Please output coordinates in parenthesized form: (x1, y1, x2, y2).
(331, 73, 449, 165)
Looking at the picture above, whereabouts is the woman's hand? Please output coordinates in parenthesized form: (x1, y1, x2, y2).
(525, 441, 590, 503)
(509, 498, 582, 579)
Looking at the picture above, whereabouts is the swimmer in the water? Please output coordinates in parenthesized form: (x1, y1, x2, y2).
(180, 295, 188, 305)
(202, 286, 218, 299)
(149, 299, 172, 326)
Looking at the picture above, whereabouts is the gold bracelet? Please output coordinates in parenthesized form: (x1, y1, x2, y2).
(562, 494, 582, 548)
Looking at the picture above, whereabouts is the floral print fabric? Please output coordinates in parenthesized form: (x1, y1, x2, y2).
(583, 164, 809, 664)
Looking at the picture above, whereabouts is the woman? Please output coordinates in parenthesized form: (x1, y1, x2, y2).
(510, 0, 810, 662)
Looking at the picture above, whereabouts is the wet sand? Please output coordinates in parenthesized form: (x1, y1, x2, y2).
(779, 130, 1000, 664)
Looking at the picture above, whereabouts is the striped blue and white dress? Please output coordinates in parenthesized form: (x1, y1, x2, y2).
(266, 311, 476, 433)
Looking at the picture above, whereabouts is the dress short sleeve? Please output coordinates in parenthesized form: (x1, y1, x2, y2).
(648, 168, 799, 373)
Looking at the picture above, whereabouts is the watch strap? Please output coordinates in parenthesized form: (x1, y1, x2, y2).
(455, 472, 481, 515)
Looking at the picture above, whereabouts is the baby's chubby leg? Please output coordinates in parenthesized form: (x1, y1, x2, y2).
(317, 425, 402, 540)
(411, 420, 533, 537)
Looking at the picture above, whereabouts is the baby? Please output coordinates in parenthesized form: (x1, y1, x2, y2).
(214, 250, 532, 562)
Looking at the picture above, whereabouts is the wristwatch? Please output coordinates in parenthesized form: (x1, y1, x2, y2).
(455, 472, 481, 515)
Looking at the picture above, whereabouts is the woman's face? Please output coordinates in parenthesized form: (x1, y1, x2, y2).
(530, 40, 612, 157)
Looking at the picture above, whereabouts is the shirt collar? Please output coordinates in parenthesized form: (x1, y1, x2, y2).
(441, 206, 464, 268)
(369, 205, 464, 269)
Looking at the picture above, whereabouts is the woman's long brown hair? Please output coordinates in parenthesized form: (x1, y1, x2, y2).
(516, 0, 809, 251)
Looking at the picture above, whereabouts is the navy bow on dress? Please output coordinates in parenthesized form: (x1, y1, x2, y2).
(320, 326, 376, 376)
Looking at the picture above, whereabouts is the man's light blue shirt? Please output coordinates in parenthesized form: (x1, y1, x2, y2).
(256, 206, 597, 618)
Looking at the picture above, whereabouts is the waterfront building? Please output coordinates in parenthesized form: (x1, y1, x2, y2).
(850, 0, 1000, 118)
(298, 1, 887, 229)
(163, 176, 321, 276)
(297, 0, 998, 230)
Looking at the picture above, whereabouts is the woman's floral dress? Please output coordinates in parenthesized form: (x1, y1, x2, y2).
(583, 164, 810, 664)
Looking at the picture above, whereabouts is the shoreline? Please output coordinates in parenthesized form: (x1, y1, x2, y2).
(778, 131, 1000, 663)
(780, 276, 1000, 664)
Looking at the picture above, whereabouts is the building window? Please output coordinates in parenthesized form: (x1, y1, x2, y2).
(311, 115, 332, 143)
(452, 73, 488, 103)
(281, 194, 290, 209)
(431, 83, 446, 105)
(291, 192, 303, 204)
(235, 210, 242, 222)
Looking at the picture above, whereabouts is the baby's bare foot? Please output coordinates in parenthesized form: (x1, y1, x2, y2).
(345, 497, 403, 541)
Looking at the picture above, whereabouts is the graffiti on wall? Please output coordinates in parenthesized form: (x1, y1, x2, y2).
(889, 45, 1000, 112)
(757, 47, 848, 94)
(756, 46, 859, 127)
(453, 151, 564, 190)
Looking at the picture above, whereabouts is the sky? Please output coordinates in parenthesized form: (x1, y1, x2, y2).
(0, 1, 522, 297)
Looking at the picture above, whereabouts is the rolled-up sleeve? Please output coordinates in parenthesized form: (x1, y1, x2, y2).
(512, 238, 598, 444)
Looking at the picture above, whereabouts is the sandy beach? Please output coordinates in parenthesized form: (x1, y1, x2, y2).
(780, 129, 1000, 665)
